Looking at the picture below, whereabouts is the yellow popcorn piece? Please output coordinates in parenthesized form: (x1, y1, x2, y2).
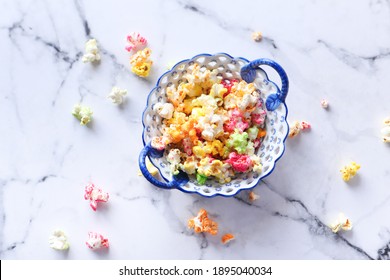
(330, 213, 352, 233)
(139, 158, 159, 176)
(130, 48, 153, 77)
(340, 161, 360, 181)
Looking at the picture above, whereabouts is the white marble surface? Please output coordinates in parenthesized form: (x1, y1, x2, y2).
(1, 0, 390, 260)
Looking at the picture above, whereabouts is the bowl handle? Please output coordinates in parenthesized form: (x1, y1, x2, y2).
(240, 58, 289, 111)
(139, 143, 189, 189)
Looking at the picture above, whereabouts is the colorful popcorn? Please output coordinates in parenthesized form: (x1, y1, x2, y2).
(82, 39, 101, 63)
(72, 104, 93, 125)
(125, 32, 147, 53)
(86, 232, 109, 250)
(188, 209, 218, 235)
(150, 63, 267, 183)
(252, 32, 263, 42)
(340, 161, 360, 182)
(84, 183, 109, 211)
(107, 86, 127, 104)
(130, 48, 153, 77)
(221, 233, 235, 244)
(49, 230, 70, 250)
(381, 117, 390, 143)
(288, 120, 310, 138)
(330, 213, 353, 233)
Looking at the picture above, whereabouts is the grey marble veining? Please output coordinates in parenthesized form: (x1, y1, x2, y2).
(0, 0, 390, 259)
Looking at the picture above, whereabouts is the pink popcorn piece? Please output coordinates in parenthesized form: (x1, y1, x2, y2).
(86, 232, 109, 250)
(84, 183, 109, 211)
(125, 32, 147, 53)
(300, 121, 311, 130)
(225, 152, 252, 173)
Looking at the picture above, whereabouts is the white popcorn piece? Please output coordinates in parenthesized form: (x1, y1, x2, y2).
(49, 230, 70, 250)
(252, 31, 263, 42)
(153, 102, 174, 119)
(86, 232, 109, 250)
(320, 99, 329, 109)
(167, 148, 181, 175)
(330, 213, 352, 233)
(82, 39, 101, 63)
(382, 118, 390, 143)
(107, 86, 127, 104)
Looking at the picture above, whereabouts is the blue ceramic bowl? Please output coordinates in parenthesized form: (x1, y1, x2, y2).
(139, 53, 289, 197)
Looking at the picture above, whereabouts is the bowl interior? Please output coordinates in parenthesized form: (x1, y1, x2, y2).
(142, 53, 288, 197)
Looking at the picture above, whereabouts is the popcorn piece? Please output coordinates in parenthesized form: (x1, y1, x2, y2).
(320, 99, 329, 109)
(139, 158, 159, 176)
(248, 191, 260, 201)
(107, 87, 127, 104)
(72, 104, 93, 125)
(300, 121, 311, 130)
(226, 130, 249, 154)
(225, 152, 252, 173)
(146, 158, 159, 176)
(288, 120, 310, 137)
(340, 161, 360, 182)
(221, 233, 235, 244)
(330, 213, 353, 233)
(154, 102, 174, 119)
(196, 172, 208, 185)
(84, 183, 109, 211)
(130, 48, 153, 77)
(381, 117, 390, 143)
(49, 230, 70, 250)
(188, 209, 218, 235)
(167, 149, 181, 175)
(86, 232, 109, 250)
(125, 32, 147, 53)
(82, 39, 101, 63)
(252, 31, 263, 42)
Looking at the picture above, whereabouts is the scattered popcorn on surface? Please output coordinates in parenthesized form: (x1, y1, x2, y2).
(300, 121, 311, 130)
(82, 39, 101, 63)
(72, 104, 93, 125)
(288, 120, 310, 138)
(150, 63, 267, 183)
(252, 31, 263, 42)
(86, 232, 109, 250)
(320, 99, 329, 109)
(330, 213, 353, 233)
(221, 233, 235, 244)
(249, 191, 260, 201)
(340, 161, 360, 182)
(130, 48, 153, 77)
(188, 209, 218, 235)
(381, 117, 390, 143)
(107, 86, 127, 104)
(84, 183, 109, 211)
(125, 32, 147, 53)
(49, 230, 70, 250)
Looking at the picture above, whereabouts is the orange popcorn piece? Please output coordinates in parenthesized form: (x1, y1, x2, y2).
(221, 233, 235, 244)
(188, 209, 218, 235)
(248, 191, 260, 201)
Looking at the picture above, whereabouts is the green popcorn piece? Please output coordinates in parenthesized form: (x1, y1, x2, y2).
(247, 126, 259, 140)
(227, 130, 249, 154)
(72, 104, 93, 125)
(196, 172, 208, 185)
